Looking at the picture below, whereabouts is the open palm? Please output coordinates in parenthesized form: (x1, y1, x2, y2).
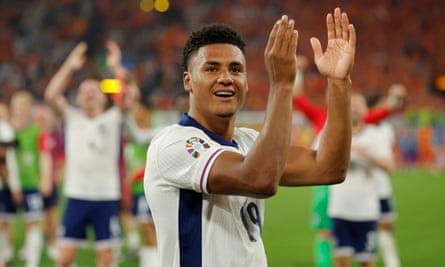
(311, 8, 356, 80)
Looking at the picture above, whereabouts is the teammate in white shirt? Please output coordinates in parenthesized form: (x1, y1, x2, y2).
(328, 93, 394, 267)
(45, 40, 132, 267)
(144, 8, 356, 267)
(367, 87, 404, 267)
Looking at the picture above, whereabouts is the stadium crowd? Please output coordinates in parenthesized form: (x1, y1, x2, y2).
(1, 0, 444, 160)
(1, 0, 445, 107)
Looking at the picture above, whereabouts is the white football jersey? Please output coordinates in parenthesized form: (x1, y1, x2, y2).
(63, 106, 122, 200)
(370, 122, 395, 198)
(0, 120, 19, 190)
(144, 114, 267, 267)
(328, 125, 380, 221)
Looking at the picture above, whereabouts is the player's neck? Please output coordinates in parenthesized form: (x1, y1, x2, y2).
(11, 115, 31, 130)
(84, 107, 104, 118)
(189, 112, 235, 141)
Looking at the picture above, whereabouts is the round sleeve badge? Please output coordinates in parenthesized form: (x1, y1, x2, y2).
(185, 137, 210, 158)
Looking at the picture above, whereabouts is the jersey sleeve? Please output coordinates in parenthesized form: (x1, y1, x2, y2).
(363, 107, 391, 124)
(146, 127, 230, 194)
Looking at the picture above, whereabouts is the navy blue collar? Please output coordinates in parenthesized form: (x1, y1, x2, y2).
(178, 113, 238, 149)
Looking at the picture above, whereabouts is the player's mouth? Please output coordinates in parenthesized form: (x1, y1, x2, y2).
(214, 90, 235, 98)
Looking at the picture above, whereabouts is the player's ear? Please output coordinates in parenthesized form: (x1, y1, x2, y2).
(183, 71, 192, 92)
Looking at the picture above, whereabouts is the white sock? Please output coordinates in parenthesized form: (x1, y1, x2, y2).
(378, 229, 400, 267)
(113, 242, 122, 262)
(0, 230, 12, 262)
(47, 244, 59, 261)
(139, 246, 159, 267)
(127, 230, 140, 252)
(24, 226, 43, 267)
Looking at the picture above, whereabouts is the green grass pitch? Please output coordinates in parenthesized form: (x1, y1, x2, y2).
(11, 168, 445, 266)
(263, 168, 445, 267)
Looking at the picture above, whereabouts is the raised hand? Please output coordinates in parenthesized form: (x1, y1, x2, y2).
(264, 15, 299, 91)
(310, 7, 356, 80)
(64, 42, 88, 72)
(106, 40, 123, 72)
(386, 83, 406, 110)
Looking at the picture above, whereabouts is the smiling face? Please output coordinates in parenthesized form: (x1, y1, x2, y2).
(76, 79, 107, 117)
(184, 43, 248, 124)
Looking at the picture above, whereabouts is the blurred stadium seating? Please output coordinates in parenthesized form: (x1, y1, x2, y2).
(0, 0, 444, 108)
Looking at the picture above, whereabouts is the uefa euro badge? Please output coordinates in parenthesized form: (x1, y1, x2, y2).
(186, 137, 210, 158)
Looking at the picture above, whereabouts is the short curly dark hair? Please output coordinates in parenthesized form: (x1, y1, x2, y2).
(181, 24, 246, 71)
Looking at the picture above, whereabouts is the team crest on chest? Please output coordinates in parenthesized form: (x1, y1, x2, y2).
(185, 137, 210, 158)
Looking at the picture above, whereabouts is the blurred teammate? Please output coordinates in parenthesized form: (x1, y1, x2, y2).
(328, 93, 394, 267)
(366, 91, 403, 267)
(33, 103, 64, 261)
(121, 81, 164, 267)
(44, 40, 133, 267)
(10, 91, 44, 267)
(0, 117, 20, 267)
(144, 8, 355, 266)
(292, 61, 406, 267)
(121, 85, 188, 266)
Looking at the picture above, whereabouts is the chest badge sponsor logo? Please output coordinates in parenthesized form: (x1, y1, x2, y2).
(185, 137, 210, 158)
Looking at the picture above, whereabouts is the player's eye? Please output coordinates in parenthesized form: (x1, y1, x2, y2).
(206, 67, 218, 72)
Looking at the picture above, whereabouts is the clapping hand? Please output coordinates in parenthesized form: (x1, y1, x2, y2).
(310, 7, 356, 80)
(264, 15, 299, 92)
